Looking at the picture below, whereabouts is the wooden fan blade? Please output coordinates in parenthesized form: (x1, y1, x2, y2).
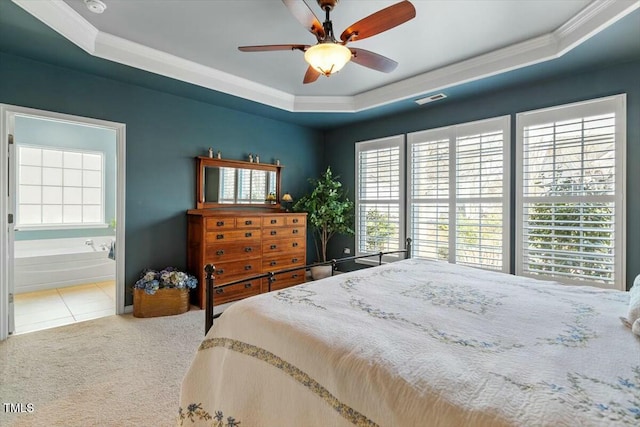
(282, 0, 325, 41)
(238, 44, 308, 52)
(303, 66, 321, 84)
(350, 48, 398, 73)
(340, 1, 416, 43)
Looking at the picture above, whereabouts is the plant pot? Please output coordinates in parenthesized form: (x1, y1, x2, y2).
(133, 288, 190, 318)
(310, 265, 333, 280)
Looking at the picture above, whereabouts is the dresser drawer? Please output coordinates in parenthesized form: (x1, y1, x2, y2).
(212, 279, 261, 305)
(206, 229, 259, 242)
(264, 227, 304, 238)
(262, 237, 305, 255)
(262, 216, 285, 227)
(263, 269, 306, 291)
(205, 217, 235, 230)
(212, 258, 262, 283)
(236, 216, 261, 228)
(262, 252, 305, 271)
(286, 215, 306, 226)
(205, 241, 261, 262)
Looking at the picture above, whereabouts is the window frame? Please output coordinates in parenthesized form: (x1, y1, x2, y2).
(15, 145, 107, 230)
(354, 134, 406, 264)
(407, 116, 511, 272)
(515, 94, 626, 290)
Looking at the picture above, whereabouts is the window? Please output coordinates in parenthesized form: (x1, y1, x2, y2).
(355, 135, 405, 260)
(17, 146, 105, 228)
(407, 116, 510, 272)
(516, 95, 626, 289)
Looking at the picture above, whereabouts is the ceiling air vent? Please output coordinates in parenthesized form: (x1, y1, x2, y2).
(415, 93, 447, 105)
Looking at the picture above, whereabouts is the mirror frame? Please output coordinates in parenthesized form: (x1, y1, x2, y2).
(195, 156, 283, 209)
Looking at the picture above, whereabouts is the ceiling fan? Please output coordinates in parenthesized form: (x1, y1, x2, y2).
(238, 0, 416, 84)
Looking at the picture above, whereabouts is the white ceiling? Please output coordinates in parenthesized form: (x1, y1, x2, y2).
(13, 0, 640, 112)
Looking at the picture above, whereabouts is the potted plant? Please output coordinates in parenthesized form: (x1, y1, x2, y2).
(132, 267, 198, 317)
(294, 166, 354, 279)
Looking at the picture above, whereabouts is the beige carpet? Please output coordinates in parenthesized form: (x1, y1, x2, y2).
(0, 309, 206, 427)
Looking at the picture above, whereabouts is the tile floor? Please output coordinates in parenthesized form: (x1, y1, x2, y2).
(13, 280, 116, 335)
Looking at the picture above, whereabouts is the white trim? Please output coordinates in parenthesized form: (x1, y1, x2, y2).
(0, 106, 9, 340)
(515, 94, 626, 290)
(354, 134, 406, 262)
(11, 0, 639, 113)
(0, 105, 126, 341)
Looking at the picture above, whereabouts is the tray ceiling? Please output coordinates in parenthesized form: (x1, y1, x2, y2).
(11, 0, 640, 113)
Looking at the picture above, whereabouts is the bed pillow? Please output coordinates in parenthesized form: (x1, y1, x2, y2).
(621, 274, 640, 336)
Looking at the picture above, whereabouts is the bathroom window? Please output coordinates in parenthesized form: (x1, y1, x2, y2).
(16, 146, 105, 228)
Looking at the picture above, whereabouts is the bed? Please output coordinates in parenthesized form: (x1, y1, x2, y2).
(179, 258, 639, 426)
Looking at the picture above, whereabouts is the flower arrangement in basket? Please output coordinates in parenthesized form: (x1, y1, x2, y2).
(133, 267, 198, 318)
(134, 267, 198, 295)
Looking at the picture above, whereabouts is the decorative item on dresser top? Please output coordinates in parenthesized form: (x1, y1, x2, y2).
(188, 156, 306, 308)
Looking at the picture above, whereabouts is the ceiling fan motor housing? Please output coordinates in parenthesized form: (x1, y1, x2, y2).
(317, 0, 339, 11)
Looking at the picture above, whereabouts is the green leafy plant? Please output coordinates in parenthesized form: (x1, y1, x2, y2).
(365, 209, 396, 252)
(294, 167, 354, 262)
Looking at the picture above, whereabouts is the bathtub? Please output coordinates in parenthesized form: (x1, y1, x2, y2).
(14, 237, 116, 294)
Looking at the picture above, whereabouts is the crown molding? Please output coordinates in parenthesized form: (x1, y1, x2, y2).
(13, 0, 98, 53)
(12, 0, 640, 114)
(94, 32, 296, 111)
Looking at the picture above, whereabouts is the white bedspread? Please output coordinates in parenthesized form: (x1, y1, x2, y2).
(179, 259, 640, 426)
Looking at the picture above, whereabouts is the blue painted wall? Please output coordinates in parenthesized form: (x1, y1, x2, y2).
(0, 53, 324, 304)
(324, 59, 640, 290)
(14, 115, 117, 240)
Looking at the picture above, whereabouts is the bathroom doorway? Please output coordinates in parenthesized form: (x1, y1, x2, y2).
(0, 105, 126, 339)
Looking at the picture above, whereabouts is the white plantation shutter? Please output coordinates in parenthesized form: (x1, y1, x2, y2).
(355, 135, 404, 259)
(408, 130, 450, 261)
(408, 116, 510, 272)
(219, 167, 236, 203)
(516, 95, 626, 289)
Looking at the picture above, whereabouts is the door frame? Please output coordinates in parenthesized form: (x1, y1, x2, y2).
(0, 104, 126, 340)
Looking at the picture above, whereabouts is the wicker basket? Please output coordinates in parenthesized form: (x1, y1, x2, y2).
(133, 288, 190, 318)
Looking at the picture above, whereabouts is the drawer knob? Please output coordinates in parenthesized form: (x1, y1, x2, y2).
(216, 221, 224, 226)
(292, 242, 298, 247)
(244, 247, 253, 252)
(270, 230, 277, 235)
(215, 288, 223, 294)
(293, 218, 299, 223)
(216, 234, 224, 239)
(292, 274, 299, 278)
(216, 250, 224, 256)
(292, 229, 299, 234)
(245, 220, 252, 225)
(245, 232, 252, 237)
(244, 265, 252, 271)
(216, 269, 225, 275)
(270, 244, 277, 250)
(270, 261, 277, 266)
(270, 219, 277, 224)
(292, 258, 298, 263)
(244, 283, 252, 289)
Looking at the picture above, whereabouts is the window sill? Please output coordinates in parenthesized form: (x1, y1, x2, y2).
(15, 223, 109, 232)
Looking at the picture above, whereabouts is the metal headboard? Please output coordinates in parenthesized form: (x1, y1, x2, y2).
(204, 238, 412, 334)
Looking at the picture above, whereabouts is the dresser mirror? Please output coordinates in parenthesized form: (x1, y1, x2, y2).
(196, 157, 282, 209)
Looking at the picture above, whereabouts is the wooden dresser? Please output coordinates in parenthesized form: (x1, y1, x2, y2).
(187, 210, 307, 308)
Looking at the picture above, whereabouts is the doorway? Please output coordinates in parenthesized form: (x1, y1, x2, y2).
(0, 105, 126, 340)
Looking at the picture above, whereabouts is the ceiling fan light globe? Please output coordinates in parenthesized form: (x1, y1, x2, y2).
(304, 44, 352, 76)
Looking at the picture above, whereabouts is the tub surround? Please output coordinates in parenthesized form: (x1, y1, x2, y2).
(14, 237, 116, 294)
